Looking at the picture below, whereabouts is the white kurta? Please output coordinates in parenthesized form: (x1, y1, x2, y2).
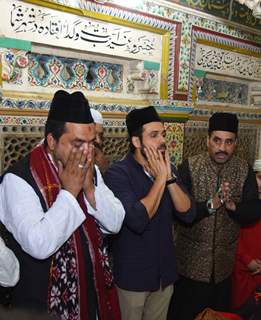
(0, 166, 125, 260)
(0, 236, 19, 287)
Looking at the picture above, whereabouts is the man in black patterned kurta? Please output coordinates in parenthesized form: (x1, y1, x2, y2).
(169, 113, 260, 320)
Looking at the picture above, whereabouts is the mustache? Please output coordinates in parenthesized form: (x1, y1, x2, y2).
(141, 144, 166, 152)
(215, 151, 228, 156)
(140, 144, 166, 159)
(158, 144, 166, 151)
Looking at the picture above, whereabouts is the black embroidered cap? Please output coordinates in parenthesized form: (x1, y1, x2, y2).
(48, 90, 94, 124)
(126, 106, 161, 136)
(208, 112, 238, 134)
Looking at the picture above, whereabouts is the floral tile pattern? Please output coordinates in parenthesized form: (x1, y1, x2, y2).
(16, 0, 261, 95)
(178, 0, 261, 30)
(165, 122, 184, 166)
(1, 49, 29, 84)
(28, 53, 123, 92)
(197, 78, 249, 105)
(90, 0, 261, 92)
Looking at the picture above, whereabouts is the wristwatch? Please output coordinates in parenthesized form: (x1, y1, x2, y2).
(206, 198, 216, 215)
(166, 173, 177, 186)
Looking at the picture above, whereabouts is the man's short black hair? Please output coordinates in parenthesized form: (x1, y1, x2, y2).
(129, 126, 143, 153)
(44, 119, 66, 145)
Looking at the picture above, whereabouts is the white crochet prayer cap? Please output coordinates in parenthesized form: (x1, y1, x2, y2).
(253, 159, 261, 172)
(90, 109, 103, 124)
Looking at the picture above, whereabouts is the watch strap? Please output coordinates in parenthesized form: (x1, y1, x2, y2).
(206, 198, 216, 215)
(166, 175, 177, 186)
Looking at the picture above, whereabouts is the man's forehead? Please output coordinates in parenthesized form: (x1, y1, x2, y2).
(210, 130, 236, 139)
(65, 121, 95, 129)
(65, 122, 95, 137)
(143, 121, 164, 132)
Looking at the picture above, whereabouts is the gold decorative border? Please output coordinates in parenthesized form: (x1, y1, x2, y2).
(195, 103, 261, 114)
(2, 90, 151, 106)
(189, 115, 261, 126)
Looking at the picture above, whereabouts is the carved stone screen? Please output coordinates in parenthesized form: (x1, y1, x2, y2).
(0, 126, 44, 172)
(0, 125, 129, 173)
(183, 123, 258, 166)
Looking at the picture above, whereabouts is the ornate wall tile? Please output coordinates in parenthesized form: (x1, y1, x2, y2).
(1, 49, 29, 84)
(2, 0, 181, 100)
(197, 78, 249, 105)
(191, 108, 261, 120)
(164, 0, 261, 30)
(0, 116, 46, 126)
(28, 53, 123, 92)
(8, 0, 261, 97)
(189, 26, 261, 102)
(1, 97, 138, 113)
(110, 1, 261, 92)
(1, 98, 50, 110)
(165, 122, 184, 165)
(51, 0, 261, 93)
(179, 0, 231, 19)
(229, 1, 261, 30)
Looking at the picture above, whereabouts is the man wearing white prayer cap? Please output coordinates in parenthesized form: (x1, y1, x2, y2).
(253, 159, 261, 198)
(91, 109, 109, 174)
(91, 108, 103, 125)
(253, 159, 261, 173)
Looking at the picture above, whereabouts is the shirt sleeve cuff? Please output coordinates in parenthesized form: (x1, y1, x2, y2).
(60, 190, 86, 217)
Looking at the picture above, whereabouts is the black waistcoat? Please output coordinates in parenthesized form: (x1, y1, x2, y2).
(1, 155, 52, 311)
(1, 156, 98, 318)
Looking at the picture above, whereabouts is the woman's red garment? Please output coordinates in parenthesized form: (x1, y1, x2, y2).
(217, 312, 242, 320)
(232, 220, 261, 309)
(194, 308, 242, 320)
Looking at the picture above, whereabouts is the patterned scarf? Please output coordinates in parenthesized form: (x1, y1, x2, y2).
(29, 143, 121, 320)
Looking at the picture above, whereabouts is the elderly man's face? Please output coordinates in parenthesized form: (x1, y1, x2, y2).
(47, 122, 96, 167)
(207, 130, 237, 164)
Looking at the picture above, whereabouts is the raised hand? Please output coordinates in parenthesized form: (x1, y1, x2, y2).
(164, 149, 172, 180)
(221, 182, 236, 211)
(247, 259, 261, 275)
(58, 145, 89, 198)
(143, 146, 168, 181)
(82, 144, 97, 209)
(221, 182, 231, 202)
(209, 182, 232, 210)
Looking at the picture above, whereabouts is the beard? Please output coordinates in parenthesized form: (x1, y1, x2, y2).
(140, 143, 166, 160)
